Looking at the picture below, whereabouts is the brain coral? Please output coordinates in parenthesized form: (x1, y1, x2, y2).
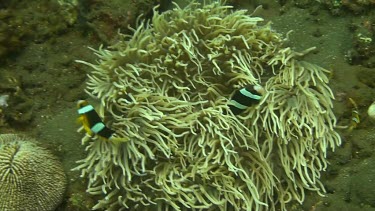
(0, 134, 66, 211)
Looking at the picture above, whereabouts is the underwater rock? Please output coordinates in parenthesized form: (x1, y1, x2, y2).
(350, 156, 375, 207)
(79, 0, 155, 44)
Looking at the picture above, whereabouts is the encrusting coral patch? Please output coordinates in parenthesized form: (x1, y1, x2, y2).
(75, 1, 341, 210)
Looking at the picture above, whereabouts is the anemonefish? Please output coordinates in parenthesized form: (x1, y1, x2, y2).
(77, 100, 118, 141)
(228, 85, 264, 115)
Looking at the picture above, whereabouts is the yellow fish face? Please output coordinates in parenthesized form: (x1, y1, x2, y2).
(77, 115, 94, 136)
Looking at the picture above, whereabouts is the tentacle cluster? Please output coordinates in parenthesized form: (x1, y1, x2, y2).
(75, 1, 341, 210)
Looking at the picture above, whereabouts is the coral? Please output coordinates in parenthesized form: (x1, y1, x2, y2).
(0, 0, 79, 63)
(75, 1, 341, 210)
(0, 134, 66, 211)
(0, 8, 25, 62)
(0, 72, 34, 127)
(346, 15, 375, 67)
(318, 0, 375, 14)
(79, 0, 155, 44)
(341, 0, 375, 13)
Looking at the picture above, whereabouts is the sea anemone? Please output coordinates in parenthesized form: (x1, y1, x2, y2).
(75, 1, 341, 210)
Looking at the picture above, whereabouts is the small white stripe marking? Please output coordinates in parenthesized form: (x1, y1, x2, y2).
(91, 122, 105, 134)
(78, 104, 94, 114)
(230, 100, 247, 109)
(239, 88, 262, 100)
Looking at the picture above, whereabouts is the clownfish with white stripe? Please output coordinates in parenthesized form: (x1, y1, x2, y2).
(228, 85, 264, 115)
(77, 100, 129, 142)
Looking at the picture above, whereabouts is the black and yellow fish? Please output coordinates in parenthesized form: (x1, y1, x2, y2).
(77, 100, 128, 142)
(228, 85, 263, 115)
